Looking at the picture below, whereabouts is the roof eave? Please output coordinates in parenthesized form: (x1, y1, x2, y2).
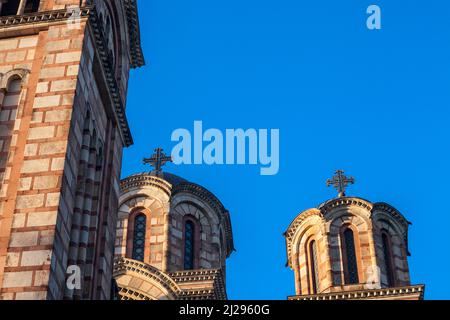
(125, 0, 145, 69)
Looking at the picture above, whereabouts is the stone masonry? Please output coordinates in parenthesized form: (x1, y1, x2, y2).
(0, 0, 144, 300)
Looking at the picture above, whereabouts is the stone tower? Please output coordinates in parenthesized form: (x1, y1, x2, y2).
(0, 0, 144, 300)
(284, 171, 425, 300)
(113, 150, 234, 300)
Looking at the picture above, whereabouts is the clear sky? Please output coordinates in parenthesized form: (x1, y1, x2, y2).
(122, 0, 450, 299)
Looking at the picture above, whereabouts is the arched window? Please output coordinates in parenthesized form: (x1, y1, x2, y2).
(382, 232, 395, 287)
(132, 214, 146, 262)
(184, 220, 195, 270)
(308, 240, 320, 294)
(342, 228, 359, 284)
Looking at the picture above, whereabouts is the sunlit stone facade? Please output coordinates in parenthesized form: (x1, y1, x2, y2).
(285, 176, 425, 300)
(114, 172, 234, 300)
(0, 0, 144, 300)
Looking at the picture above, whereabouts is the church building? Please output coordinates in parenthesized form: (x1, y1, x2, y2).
(0, 0, 144, 299)
(284, 170, 425, 300)
(113, 148, 234, 300)
(0, 0, 426, 302)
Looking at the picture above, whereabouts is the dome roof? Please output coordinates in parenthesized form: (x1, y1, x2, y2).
(159, 172, 189, 186)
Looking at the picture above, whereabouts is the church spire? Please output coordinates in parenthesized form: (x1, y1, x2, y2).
(326, 170, 355, 197)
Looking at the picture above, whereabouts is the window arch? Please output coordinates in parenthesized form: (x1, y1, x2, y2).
(381, 231, 396, 287)
(307, 240, 320, 294)
(183, 220, 196, 270)
(132, 214, 147, 262)
(7, 76, 22, 93)
(341, 227, 360, 285)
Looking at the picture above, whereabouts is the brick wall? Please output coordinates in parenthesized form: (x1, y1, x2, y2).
(0, 0, 136, 300)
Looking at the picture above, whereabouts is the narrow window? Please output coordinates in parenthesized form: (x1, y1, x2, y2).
(132, 214, 146, 262)
(0, 0, 20, 16)
(342, 228, 359, 284)
(382, 232, 395, 287)
(309, 240, 320, 294)
(24, 0, 40, 14)
(0, 77, 21, 186)
(184, 221, 195, 270)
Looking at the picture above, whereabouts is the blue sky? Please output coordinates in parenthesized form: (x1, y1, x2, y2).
(122, 0, 450, 299)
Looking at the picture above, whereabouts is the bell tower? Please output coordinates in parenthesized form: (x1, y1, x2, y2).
(0, 0, 144, 300)
(113, 149, 234, 300)
(284, 171, 425, 300)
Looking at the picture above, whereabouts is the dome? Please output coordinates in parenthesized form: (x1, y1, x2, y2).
(159, 172, 188, 186)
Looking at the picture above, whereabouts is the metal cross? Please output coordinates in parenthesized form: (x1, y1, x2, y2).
(326, 170, 355, 198)
(143, 148, 172, 177)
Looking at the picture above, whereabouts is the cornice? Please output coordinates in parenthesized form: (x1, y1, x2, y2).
(170, 269, 227, 300)
(123, 0, 145, 68)
(178, 290, 216, 300)
(114, 258, 227, 300)
(169, 269, 223, 283)
(120, 173, 172, 197)
(113, 257, 181, 296)
(0, 7, 91, 30)
(118, 287, 153, 300)
(288, 285, 425, 300)
(319, 197, 373, 215)
(372, 202, 410, 227)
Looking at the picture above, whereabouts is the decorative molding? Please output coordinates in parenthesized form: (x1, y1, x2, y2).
(372, 202, 410, 227)
(113, 257, 181, 296)
(118, 287, 153, 300)
(0, 7, 91, 28)
(123, 0, 145, 68)
(120, 173, 172, 197)
(319, 197, 373, 215)
(288, 285, 425, 300)
(88, 8, 134, 147)
(114, 258, 227, 300)
(170, 269, 227, 300)
(169, 269, 223, 282)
